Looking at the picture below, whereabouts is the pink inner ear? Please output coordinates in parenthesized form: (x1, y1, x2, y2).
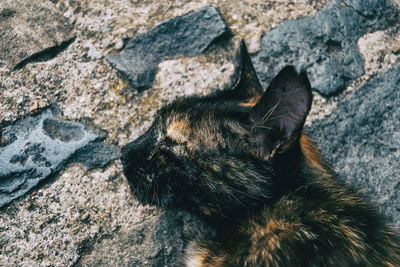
(280, 88, 308, 135)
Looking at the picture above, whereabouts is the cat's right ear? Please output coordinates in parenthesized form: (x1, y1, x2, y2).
(231, 40, 264, 107)
(250, 66, 313, 158)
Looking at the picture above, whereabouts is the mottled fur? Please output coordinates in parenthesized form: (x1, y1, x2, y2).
(121, 41, 400, 266)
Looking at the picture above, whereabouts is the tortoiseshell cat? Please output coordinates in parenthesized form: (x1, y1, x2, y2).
(121, 41, 400, 266)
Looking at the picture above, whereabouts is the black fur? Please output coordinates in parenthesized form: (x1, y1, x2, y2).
(121, 41, 400, 266)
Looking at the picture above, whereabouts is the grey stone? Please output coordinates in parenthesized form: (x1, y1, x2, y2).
(0, 109, 119, 207)
(0, 0, 75, 69)
(77, 209, 214, 267)
(87, 47, 102, 60)
(69, 140, 121, 170)
(252, 0, 398, 96)
(101, 26, 112, 33)
(107, 5, 230, 90)
(307, 64, 400, 228)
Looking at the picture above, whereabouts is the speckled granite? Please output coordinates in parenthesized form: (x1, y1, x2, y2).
(1, 0, 400, 266)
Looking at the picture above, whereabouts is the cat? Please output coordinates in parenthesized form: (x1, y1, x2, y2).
(121, 40, 400, 266)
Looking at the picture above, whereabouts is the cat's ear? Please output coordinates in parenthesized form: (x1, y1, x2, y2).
(231, 40, 264, 106)
(251, 66, 312, 155)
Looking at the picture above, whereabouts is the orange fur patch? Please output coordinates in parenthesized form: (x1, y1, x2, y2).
(239, 88, 261, 107)
(166, 120, 190, 143)
(300, 135, 328, 173)
(185, 242, 225, 267)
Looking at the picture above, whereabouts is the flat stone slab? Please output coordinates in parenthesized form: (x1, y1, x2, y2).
(252, 0, 398, 96)
(307, 64, 400, 228)
(0, 0, 75, 69)
(107, 5, 230, 90)
(0, 110, 120, 207)
(78, 209, 214, 267)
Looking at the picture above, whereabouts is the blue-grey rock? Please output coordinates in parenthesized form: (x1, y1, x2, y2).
(252, 0, 398, 96)
(0, 110, 119, 207)
(307, 64, 400, 228)
(107, 5, 230, 90)
(69, 140, 121, 170)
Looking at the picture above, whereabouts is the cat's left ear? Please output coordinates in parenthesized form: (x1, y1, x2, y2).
(231, 40, 264, 106)
(251, 66, 312, 156)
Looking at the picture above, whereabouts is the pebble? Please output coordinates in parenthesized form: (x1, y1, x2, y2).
(87, 47, 102, 60)
(30, 100, 39, 111)
(0, 135, 8, 145)
(391, 41, 400, 54)
(114, 39, 124, 50)
(102, 37, 111, 48)
(96, 66, 105, 73)
(101, 26, 112, 33)
(63, 11, 71, 19)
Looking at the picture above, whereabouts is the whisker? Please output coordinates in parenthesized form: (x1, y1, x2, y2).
(262, 100, 280, 122)
(152, 183, 159, 205)
(265, 116, 282, 122)
(258, 125, 273, 130)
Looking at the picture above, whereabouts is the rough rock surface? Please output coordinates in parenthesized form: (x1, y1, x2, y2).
(0, 0, 75, 69)
(1, 0, 400, 266)
(307, 64, 400, 228)
(252, 0, 399, 96)
(0, 109, 119, 207)
(107, 5, 230, 90)
(69, 141, 121, 170)
(78, 209, 214, 266)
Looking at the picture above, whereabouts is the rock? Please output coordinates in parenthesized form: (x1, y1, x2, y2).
(87, 47, 102, 60)
(0, 0, 75, 69)
(101, 26, 112, 33)
(69, 140, 120, 170)
(0, 109, 119, 207)
(107, 5, 230, 90)
(252, 0, 398, 96)
(307, 64, 400, 228)
(392, 41, 400, 54)
(78, 210, 214, 267)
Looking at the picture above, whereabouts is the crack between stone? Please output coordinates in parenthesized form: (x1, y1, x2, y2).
(14, 37, 76, 70)
(341, 0, 371, 19)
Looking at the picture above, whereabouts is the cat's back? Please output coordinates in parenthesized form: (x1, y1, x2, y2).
(185, 137, 400, 267)
(186, 180, 400, 267)
(244, 186, 400, 266)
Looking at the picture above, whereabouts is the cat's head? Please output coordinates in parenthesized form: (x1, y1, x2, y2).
(121, 40, 312, 223)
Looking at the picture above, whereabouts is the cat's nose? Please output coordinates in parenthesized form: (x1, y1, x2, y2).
(121, 140, 147, 168)
(121, 130, 155, 169)
(121, 141, 134, 167)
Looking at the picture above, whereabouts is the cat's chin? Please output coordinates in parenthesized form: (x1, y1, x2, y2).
(146, 193, 175, 208)
(127, 180, 176, 208)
